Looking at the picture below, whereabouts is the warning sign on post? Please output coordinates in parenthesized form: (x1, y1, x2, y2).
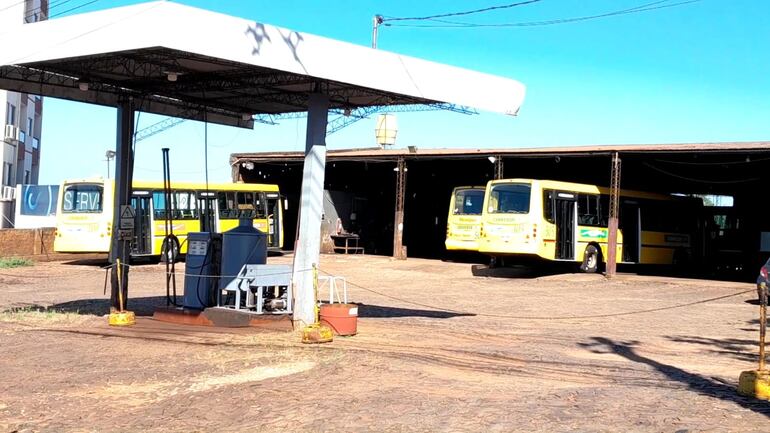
(120, 205, 135, 229)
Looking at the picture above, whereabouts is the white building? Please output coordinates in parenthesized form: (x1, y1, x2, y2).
(1, 0, 47, 228)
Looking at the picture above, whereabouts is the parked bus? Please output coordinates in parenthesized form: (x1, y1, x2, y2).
(479, 179, 702, 272)
(445, 186, 485, 252)
(54, 178, 284, 260)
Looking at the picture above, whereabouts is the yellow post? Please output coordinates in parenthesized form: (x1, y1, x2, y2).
(301, 263, 333, 344)
(738, 282, 770, 399)
(108, 259, 136, 326)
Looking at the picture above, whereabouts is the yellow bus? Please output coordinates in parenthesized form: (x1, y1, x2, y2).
(478, 178, 702, 272)
(445, 186, 485, 252)
(54, 178, 284, 260)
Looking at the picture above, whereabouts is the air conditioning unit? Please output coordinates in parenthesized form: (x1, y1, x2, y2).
(3, 124, 21, 144)
(1, 186, 15, 201)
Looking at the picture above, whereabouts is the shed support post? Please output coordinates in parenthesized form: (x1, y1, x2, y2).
(605, 152, 621, 278)
(231, 158, 241, 182)
(109, 97, 135, 310)
(494, 154, 504, 179)
(393, 156, 407, 260)
(292, 93, 329, 327)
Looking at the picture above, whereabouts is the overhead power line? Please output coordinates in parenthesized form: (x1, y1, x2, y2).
(49, 0, 101, 19)
(382, 0, 542, 22)
(386, 0, 702, 28)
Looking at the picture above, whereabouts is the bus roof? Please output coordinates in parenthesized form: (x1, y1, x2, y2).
(452, 186, 486, 192)
(132, 180, 280, 192)
(488, 178, 698, 202)
(62, 178, 279, 192)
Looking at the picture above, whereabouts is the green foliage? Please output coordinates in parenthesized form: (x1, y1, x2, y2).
(0, 257, 34, 269)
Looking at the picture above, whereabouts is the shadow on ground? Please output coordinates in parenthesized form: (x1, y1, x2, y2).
(470, 264, 572, 279)
(5, 296, 172, 317)
(581, 337, 770, 418)
(357, 303, 474, 319)
(666, 335, 757, 363)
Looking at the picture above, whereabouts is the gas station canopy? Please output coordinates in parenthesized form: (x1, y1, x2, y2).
(0, 1, 526, 125)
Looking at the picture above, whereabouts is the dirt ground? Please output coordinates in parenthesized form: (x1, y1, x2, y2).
(0, 253, 768, 432)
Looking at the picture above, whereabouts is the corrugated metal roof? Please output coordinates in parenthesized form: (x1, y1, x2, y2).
(231, 141, 770, 163)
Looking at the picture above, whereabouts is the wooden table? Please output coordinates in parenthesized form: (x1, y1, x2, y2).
(331, 234, 364, 254)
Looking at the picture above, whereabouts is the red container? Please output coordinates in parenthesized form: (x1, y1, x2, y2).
(319, 303, 358, 336)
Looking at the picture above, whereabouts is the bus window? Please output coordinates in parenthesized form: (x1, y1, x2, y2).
(543, 190, 554, 222)
(62, 184, 103, 213)
(489, 183, 530, 214)
(217, 191, 269, 219)
(453, 189, 484, 215)
(152, 191, 169, 220)
(218, 191, 237, 219)
(237, 192, 256, 218)
(577, 194, 602, 227)
(254, 193, 267, 219)
(175, 191, 198, 220)
(599, 195, 609, 227)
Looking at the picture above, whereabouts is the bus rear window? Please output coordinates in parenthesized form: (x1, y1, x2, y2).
(453, 189, 484, 215)
(489, 183, 530, 214)
(62, 184, 103, 213)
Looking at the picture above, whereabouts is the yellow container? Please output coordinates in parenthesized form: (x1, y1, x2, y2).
(738, 370, 770, 400)
(108, 311, 136, 327)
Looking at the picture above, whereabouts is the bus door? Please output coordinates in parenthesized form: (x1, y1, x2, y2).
(554, 192, 577, 260)
(621, 200, 640, 263)
(197, 191, 217, 233)
(130, 193, 152, 255)
(265, 192, 282, 248)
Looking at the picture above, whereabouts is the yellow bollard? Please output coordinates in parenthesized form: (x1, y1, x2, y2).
(108, 259, 136, 326)
(738, 282, 769, 399)
(301, 264, 333, 344)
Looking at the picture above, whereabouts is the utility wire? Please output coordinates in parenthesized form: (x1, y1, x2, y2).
(49, 0, 100, 19)
(328, 268, 755, 321)
(382, 0, 542, 22)
(0, 0, 29, 13)
(386, 0, 701, 28)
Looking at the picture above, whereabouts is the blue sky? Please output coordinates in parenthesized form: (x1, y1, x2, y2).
(38, 0, 770, 184)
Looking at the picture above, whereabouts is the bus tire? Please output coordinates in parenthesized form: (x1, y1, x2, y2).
(580, 245, 601, 273)
(161, 237, 179, 263)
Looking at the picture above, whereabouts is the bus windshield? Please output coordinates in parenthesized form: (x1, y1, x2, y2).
(62, 184, 103, 213)
(489, 183, 530, 214)
(453, 189, 484, 215)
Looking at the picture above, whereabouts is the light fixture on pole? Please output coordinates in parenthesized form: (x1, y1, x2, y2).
(105, 150, 116, 179)
(375, 113, 397, 148)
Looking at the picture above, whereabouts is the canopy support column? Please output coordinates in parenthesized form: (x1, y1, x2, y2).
(605, 152, 621, 278)
(292, 93, 329, 327)
(393, 156, 407, 260)
(494, 154, 504, 179)
(109, 97, 135, 310)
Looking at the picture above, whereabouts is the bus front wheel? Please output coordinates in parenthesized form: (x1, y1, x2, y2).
(580, 245, 601, 273)
(161, 237, 180, 263)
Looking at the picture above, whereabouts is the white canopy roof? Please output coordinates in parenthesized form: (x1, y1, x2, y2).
(0, 1, 526, 127)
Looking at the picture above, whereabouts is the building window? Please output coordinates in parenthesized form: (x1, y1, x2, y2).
(24, 170, 31, 184)
(2, 162, 13, 186)
(27, 117, 33, 136)
(5, 103, 15, 125)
